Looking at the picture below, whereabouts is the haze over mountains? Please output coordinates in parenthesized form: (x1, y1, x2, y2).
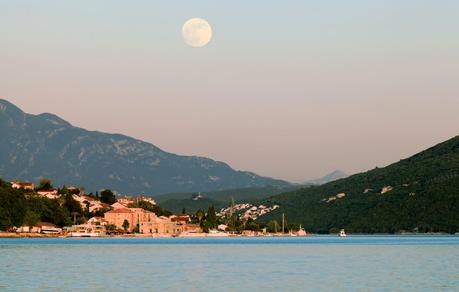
(303, 170, 348, 185)
(0, 99, 288, 195)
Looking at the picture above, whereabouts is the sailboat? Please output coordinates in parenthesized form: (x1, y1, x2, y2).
(296, 225, 307, 236)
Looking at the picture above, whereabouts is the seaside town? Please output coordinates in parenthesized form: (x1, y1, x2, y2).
(1, 179, 309, 238)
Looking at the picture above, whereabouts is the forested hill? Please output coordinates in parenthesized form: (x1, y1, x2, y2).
(260, 135, 459, 234)
(154, 185, 302, 214)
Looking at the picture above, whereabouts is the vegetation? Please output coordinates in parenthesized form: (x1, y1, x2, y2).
(155, 185, 302, 214)
(122, 219, 129, 231)
(259, 135, 459, 234)
(0, 179, 108, 230)
(190, 204, 262, 233)
(36, 178, 53, 191)
(100, 189, 116, 205)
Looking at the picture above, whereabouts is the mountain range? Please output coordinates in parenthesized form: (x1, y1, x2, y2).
(0, 99, 288, 195)
(260, 135, 459, 234)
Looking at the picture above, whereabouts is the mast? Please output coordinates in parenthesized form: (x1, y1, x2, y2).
(282, 213, 285, 234)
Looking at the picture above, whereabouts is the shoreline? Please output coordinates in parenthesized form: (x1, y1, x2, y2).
(1, 232, 457, 239)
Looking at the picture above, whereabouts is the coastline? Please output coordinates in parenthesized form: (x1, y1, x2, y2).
(1, 231, 456, 239)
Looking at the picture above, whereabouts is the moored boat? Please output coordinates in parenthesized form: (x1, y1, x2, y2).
(69, 231, 100, 237)
(296, 225, 307, 236)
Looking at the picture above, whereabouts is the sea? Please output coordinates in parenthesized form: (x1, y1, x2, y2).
(0, 236, 458, 291)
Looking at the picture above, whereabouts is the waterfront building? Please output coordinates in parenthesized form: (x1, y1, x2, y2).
(104, 208, 185, 235)
(139, 216, 183, 235)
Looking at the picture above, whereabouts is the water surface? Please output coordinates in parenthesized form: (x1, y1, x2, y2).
(1, 236, 458, 291)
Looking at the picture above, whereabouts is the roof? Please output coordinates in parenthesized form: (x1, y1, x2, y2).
(11, 181, 34, 186)
(171, 215, 190, 222)
(105, 208, 133, 214)
(36, 222, 57, 228)
(66, 186, 80, 190)
(111, 202, 128, 207)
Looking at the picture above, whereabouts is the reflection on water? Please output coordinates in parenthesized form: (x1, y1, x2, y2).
(0, 236, 458, 291)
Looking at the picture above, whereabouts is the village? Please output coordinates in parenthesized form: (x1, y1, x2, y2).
(5, 180, 309, 238)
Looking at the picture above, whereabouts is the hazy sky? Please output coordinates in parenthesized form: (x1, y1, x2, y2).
(1, 1, 458, 182)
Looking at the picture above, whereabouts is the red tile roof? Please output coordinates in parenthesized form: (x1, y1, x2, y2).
(36, 222, 57, 228)
(106, 208, 133, 214)
(11, 181, 34, 187)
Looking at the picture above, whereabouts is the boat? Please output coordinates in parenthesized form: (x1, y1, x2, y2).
(296, 225, 307, 236)
(206, 230, 229, 237)
(339, 229, 347, 237)
(41, 227, 62, 234)
(69, 231, 100, 237)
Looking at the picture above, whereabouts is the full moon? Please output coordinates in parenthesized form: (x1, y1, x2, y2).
(182, 18, 212, 48)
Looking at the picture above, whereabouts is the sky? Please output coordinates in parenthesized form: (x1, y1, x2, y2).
(1, 1, 458, 182)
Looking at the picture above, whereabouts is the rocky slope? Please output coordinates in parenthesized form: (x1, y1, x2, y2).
(0, 99, 288, 195)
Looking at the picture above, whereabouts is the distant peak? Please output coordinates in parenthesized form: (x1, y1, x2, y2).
(328, 170, 347, 177)
(304, 170, 348, 185)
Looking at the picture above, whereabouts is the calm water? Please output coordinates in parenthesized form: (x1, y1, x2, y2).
(1, 236, 458, 291)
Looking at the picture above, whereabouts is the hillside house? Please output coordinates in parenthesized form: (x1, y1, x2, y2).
(37, 189, 59, 199)
(11, 181, 34, 191)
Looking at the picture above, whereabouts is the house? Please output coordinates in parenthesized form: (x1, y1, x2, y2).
(111, 202, 129, 210)
(71, 194, 109, 212)
(87, 216, 108, 226)
(11, 181, 34, 191)
(170, 215, 190, 223)
(218, 224, 228, 231)
(336, 193, 346, 199)
(104, 208, 138, 231)
(66, 186, 81, 193)
(89, 201, 110, 213)
(139, 196, 156, 205)
(104, 208, 157, 232)
(69, 217, 108, 236)
(117, 197, 136, 206)
(37, 190, 59, 199)
(117, 196, 157, 206)
(72, 194, 94, 208)
(140, 216, 184, 236)
(381, 185, 393, 194)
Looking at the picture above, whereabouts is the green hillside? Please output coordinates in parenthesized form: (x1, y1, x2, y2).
(259, 136, 459, 234)
(155, 185, 302, 213)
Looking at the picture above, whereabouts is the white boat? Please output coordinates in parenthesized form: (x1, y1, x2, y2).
(206, 230, 229, 237)
(69, 231, 100, 237)
(339, 229, 347, 237)
(296, 225, 307, 236)
(41, 227, 62, 234)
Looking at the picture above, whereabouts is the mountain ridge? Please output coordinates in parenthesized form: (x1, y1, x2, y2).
(0, 99, 289, 195)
